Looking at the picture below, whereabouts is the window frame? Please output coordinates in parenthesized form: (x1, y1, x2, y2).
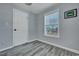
(44, 9, 60, 38)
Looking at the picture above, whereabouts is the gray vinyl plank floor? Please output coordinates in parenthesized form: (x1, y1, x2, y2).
(0, 40, 79, 56)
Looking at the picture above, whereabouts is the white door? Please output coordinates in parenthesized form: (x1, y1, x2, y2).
(13, 8, 28, 46)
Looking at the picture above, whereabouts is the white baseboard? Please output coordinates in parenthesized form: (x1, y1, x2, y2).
(36, 39, 79, 54)
(0, 39, 36, 52)
(0, 46, 13, 52)
(26, 39, 37, 42)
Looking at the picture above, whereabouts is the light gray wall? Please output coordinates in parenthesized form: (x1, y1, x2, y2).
(11, 4, 38, 41)
(0, 3, 37, 50)
(36, 3, 79, 50)
(0, 4, 37, 50)
(0, 4, 13, 50)
(28, 14, 38, 41)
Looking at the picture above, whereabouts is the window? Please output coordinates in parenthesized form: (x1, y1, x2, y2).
(44, 9, 59, 37)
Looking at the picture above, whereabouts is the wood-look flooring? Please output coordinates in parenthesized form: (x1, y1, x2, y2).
(0, 40, 79, 56)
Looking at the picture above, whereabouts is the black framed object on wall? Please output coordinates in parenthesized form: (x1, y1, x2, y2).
(64, 9, 77, 19)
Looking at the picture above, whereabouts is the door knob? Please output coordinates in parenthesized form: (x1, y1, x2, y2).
(14, 29, 16, 31)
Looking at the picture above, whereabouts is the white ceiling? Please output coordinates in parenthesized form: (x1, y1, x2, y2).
(12, 3, 55, 14)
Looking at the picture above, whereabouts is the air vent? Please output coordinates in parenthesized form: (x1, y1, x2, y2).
(25, 3, 32, 6)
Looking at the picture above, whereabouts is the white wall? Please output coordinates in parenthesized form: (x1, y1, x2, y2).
(36, 3, 79, 50)
(12, 5, 38, 41)
(0, 4, 13, 50)
(0, 3, 37, 50)
(28, 14, 38, 41)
